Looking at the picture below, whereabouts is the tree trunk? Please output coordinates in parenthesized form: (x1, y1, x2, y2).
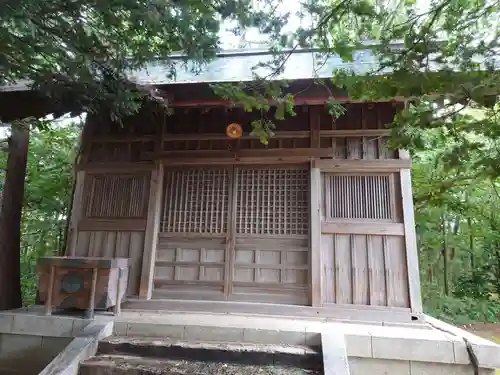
(442, 213, 449, 296)
(0, 124, 29, 310)
(467, 216, 475, 268)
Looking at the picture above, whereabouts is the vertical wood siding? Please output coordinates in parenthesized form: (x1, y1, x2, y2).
(321, 234, 409, 307)
(74, 231, 145, 296)
(75, 171, 151, 296)
(323, 174, 395, 221)
(320, 171, 410, 308)
(82, 173, 150, 219)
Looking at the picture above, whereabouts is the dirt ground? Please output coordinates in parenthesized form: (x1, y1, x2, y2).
(83, 355, 323, 375)
(458, 324, 500, 374)
(459, 323, 500, 343)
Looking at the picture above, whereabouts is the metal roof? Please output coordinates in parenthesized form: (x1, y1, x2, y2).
(130, 47, 387, 86)
(2, 44, 499, 92)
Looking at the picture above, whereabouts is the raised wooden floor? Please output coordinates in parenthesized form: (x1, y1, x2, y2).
(122, 298, 419, 324)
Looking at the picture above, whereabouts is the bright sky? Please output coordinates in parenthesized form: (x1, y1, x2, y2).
(219, 1, 310, 49)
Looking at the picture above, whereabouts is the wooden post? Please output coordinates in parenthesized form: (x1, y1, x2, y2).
(114, 268, 122, 316)
(310, 106, 321, 149)
(310, 165, 323, 307)
(66, 171, 85, 256)
(399, 149, 423, 313)
(138, 163, 164, 299)
(85, 267, 98, 319)
(44, 265, 56, 316)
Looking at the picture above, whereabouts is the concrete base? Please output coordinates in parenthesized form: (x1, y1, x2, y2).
(0, 332, 71, 375)
(0, 306, 498, 375)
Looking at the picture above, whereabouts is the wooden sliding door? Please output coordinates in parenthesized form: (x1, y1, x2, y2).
(230, 166, 310, 305)
(154, 167, 231, 300)
(154, 164, 311, 305)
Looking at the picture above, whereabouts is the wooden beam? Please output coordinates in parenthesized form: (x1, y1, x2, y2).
(400, 167, 423, 313)
(77, 162, 155, 173)
(163, 131, 310, 141)
(123, 298, 416, 322)
(319, 129, 391, 137)
(310, 166, 323, 307)
(87, 130, 390, 143)
(160, 157, 314, 166)
(321, 222, 405, 236)
(78, 218, 147, 232)
(139, 163, 165, 299)
(313, 159, 411, 172)
(170, 97, 406, 108)
(66, 171, 85, 256)
(157, 148, 336, 160)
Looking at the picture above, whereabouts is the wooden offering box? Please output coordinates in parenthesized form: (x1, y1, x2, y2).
(37, 257, 129, 318)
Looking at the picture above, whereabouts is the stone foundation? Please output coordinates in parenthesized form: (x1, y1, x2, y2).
(0, 307, 497, 375)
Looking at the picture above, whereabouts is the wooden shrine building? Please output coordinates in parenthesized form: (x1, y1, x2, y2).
(2, 48, 423, 321)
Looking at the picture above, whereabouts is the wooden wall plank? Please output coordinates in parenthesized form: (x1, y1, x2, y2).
(310, 166, 323, 306)
(367, 235, 386, 306)
(334, 235, 352, 304)
(321, 222, 405, 236)
(321, 234, 334, 304)
(78, 218, 147, 232)
(400, 167, 423, 313)
(384, 236, 410, 307)
(75, 230, 145, 295)
(313, 159, 411, 172)
(139, 164, 164, 299)
(351, 235, 369, 305)
(66, 171, 85, 256)
(320, 233, 410, 308)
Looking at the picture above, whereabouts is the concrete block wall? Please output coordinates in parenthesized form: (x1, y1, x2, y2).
(114, 312, 500, 375)
(349, 358, 495, 375)
(0, 333, 71, 359)
(0, 309, 94, 375)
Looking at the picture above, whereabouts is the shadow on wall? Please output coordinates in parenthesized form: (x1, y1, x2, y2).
(0, 333, 71, 375)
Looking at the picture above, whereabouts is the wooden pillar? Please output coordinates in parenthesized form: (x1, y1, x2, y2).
(138, 163, 164, 299)
(399, 149, 423, 313)
(66, 170, 85, 256)
(310, 106, 321, 149)
(310, 165, 323, 307)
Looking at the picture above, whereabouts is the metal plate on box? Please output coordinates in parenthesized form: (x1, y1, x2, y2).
(61, 271, 84, 294)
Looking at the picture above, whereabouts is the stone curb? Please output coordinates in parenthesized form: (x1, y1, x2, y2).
(38, 321, 114, 375)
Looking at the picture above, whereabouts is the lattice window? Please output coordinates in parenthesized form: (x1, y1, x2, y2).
(83, 173, 149, 218)
(161, 168, 230, 234)
(323, 174, 394, 220)
(235, 168, 309, 236)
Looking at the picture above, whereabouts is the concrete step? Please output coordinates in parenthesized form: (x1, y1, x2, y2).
(97, 336, 323, 369)
(79, 354, 324, 375)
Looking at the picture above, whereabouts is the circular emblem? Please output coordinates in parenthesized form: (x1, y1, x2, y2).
(61, 272, 84, 294)
(226, 123, 243, 139)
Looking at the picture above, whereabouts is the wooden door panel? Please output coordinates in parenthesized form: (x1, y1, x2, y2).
(230, 166, 311, 304)
(155, 167, 231, 299)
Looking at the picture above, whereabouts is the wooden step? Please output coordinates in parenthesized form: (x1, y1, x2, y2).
(97, 336, 322, 369)
(79, 354, 324, 375)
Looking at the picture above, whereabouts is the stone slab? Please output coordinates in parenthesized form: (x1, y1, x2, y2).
(39, 321, 114, 375)
(409, 361, 495, 375)
(97, 336, 321, 369)
(349, 357, 411, 375)
(322, 329, 350, 375)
